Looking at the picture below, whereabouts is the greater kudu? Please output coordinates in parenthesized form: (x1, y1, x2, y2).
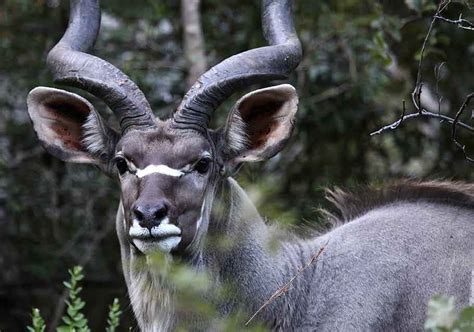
(27, 0, 473, 330)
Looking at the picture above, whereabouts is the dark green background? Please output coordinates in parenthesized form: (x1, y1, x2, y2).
(0, 0, 473, 330)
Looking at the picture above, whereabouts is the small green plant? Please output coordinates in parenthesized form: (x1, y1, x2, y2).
(28, 266, 122, 331)
(425, 295, 474, 332)
(27, 308, 46, 332)
(57, 266, 89, 332)
(106, 298, 122, 332)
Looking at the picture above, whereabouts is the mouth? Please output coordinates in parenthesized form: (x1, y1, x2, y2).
(129, 221, 182, 254)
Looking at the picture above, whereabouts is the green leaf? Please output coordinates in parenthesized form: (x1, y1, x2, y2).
(106, 298, 122, 332)
(27, 308, 46, 332)
(56, 326, 71, 332)
(455, 306, 474, 331)
(58, 265, 90, 331)
(67, 306, 78, 318)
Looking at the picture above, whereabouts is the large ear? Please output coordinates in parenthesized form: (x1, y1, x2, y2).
(221, 84, 298, 163)
(27, 87, 119, 166)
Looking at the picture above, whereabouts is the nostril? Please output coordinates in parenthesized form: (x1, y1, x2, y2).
(154, 205, 168, 221)
(133, 206, 145, 222)
(133, 201, 169, 229)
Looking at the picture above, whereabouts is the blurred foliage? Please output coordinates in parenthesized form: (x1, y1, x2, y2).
(424, 295, 474, 332)
(0, 0, 473, 329)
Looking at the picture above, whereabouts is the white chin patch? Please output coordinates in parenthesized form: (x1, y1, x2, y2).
(130, 220, 182, 254)
(133, 236, 181, 254)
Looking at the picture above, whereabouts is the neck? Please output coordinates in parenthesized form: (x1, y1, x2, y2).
(200, 178, 298, 327)
(120, 178, 311, 330)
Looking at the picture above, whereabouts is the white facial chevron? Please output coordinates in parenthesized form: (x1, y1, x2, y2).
(135, 164, 184, 178)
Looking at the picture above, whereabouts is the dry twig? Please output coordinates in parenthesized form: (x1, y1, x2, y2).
(370, 1, 474, 161)
(245, 243, 327, 326)
(434, 13, 474, 30)
(452, 93, 474, 162)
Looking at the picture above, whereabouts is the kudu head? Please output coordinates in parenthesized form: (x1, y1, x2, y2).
(27, 0, 301, 258)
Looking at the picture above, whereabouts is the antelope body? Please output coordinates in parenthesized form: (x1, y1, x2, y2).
(26, 0, 473, 331)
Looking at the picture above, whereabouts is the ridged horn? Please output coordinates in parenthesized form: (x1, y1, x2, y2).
(47, 0, 156, 133)
(172, 0, 302, 132)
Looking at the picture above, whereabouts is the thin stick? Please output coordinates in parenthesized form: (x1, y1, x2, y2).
(370, 0, 474, 159)
(434, 14, 474, 30)
(452, 93, 474, 162)
(244, 243, 327, 326)
(370, 108, 474, 136)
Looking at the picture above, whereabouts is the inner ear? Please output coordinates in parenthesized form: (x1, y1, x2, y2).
(40, 96, 91, 152)
(223, 84, 298, 163)
(238, 95, 286, 151)
(27, 87, 105, 164)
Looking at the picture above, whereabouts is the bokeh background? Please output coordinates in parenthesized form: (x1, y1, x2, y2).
(1, 0, 473, 330)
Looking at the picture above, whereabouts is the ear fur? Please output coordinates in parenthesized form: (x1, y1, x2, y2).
(221, 84, 298, 164)
(27, 87, 119, 168)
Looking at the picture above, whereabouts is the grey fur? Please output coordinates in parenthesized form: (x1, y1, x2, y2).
(225, 112, 249, 153)
(115, 178, 474, 331)
(82, 112, 119, 167)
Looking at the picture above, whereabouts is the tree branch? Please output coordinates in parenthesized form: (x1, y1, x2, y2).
(452, 93, 474, 162)
(371, 1, 474, 162)
(181, 0, 207, 89)
(434, 13, 474, 30)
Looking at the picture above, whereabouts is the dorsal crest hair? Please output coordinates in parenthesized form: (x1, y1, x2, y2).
(326, 180, 474, 223)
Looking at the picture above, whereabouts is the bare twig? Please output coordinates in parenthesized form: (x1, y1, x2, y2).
(245, 243, 327, 326)
(370, 108, 474, 136)
(413, 1, 450, 110)
(434, 13, 474, 30)
(434, 62, 446, 117)
(452, 93, 474, 162)
(371, 0, 474, 161)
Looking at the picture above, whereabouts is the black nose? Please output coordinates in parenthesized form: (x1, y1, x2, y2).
(133, 200, 169, 229)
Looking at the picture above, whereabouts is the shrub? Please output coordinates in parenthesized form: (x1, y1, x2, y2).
(27, 266, 122, 332)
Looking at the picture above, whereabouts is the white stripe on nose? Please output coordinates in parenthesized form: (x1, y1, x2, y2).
(135, 164, 184, 178)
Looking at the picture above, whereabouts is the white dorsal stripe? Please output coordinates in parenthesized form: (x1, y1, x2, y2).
(135, 164, 184, 178)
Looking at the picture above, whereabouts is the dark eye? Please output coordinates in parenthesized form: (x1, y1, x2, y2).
(194, 158, 211, 174)
(115, 157, 129, 175)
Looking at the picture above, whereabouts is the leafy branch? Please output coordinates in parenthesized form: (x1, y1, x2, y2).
(27, 266, 123, 332)
(105, 298, 122, 332)
(27, 308, 46, 332)
(57, 266, 89, 332)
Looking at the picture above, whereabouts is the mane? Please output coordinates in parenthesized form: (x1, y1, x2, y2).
(324, 180, 474, 226)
